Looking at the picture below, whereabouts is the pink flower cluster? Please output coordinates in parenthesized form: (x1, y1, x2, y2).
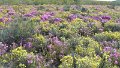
(110, 52, 120, 65)
(24, 9, 38, 17)
(0, 42, 8, 56)
(41, 12, 54, 21)
(7, 7, 15, 15)
(93, 15, 111, 23)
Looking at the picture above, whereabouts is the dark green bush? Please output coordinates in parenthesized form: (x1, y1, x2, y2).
(63, 5, 71, 11)
(0, 19, 37, 44)
(104, 22, 120, 32)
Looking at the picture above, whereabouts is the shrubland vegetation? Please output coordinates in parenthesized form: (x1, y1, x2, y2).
(0, 0, 120, 68)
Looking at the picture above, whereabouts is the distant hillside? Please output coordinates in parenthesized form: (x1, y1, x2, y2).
(0, 0, 120, 5)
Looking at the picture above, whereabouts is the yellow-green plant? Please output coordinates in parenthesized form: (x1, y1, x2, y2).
(94, 32, 120, 42)
(75, 56, 101, 68)
(59, 55, 73, 68)
(75, 37, 101, 57)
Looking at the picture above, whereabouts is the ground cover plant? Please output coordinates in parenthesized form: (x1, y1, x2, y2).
(0, 4, 120, 68)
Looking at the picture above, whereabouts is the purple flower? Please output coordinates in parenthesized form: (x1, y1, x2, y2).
(27, 60, 33, 64)
(41, 12, 54, 21)
(7, 7, 14, 11)
(47, 44, 52, 50)
(93, 15, 111, 23)
(24, 13, 34, 17)
(27, 54, 33, 64)
(45, 12, 54, 16)
(113, 49, 117, 53)
(8, 11, 15, 15)
(23, 9, 38, 17)
(99, 28, 104, 32)
(114, 60, 118, 64)
(54, 40, 62, 46)
(100, 16, 111, 23)
(7, 7, 15, 15)
(93, 16, 101, 21)
(52, 37, 63, 46)
(116, 19, 120, 23)
(0, 8, 3, 12)
(101, 19, 108, 23)
(60, 8, 64, 11)
(111, 52, 120, 58)
(30, 10, 38, 16)
(0, 18, 4, 22)
(6, 17, 12, 23)
(108, 58, 112, 62)
(114, 53, 120, 58)
(35, 55, 44, 63)
(53, 18, 62, 23)
(101, 16, 111, 20)
(103, 46, 113, 52)
(41, 14, 51, 21)
(0, 42, 8, 56)
(24, 42, 32, 48)
(68, 14, 77, 21)
(0, 17, 12, 23)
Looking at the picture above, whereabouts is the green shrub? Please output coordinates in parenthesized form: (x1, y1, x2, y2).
(94, 32, 120, 42)
(59, 55, 101, 68)
(38, 22, 51, 35)
(76, 56, 101, 68)
(104, 22, 120, 32)
(32, 33, 47, 53)
(70, 18, 97, 36)
(59, 55, 73, 68)
(75, 37, 101, 57)
(63, 5, 70, 11)
(0, 20, 37, 43)
(33, 34, 46, 47)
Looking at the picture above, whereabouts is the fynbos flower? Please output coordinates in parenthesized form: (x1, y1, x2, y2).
(0, 42, 8, 56)
(68, 14, 77, 21)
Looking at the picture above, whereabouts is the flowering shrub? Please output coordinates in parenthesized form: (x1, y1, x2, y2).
(76, 56, 101, 68)
(0, 46, 28, 68)
(59, 55, 101, 68)
(59, 55, 73, 68)
(101, 46, 120, 68)
(0, 5, 120, 68)
(0, 42, 8, 56)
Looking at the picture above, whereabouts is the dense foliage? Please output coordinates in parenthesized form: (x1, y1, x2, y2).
(0, 5, 120, 68)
